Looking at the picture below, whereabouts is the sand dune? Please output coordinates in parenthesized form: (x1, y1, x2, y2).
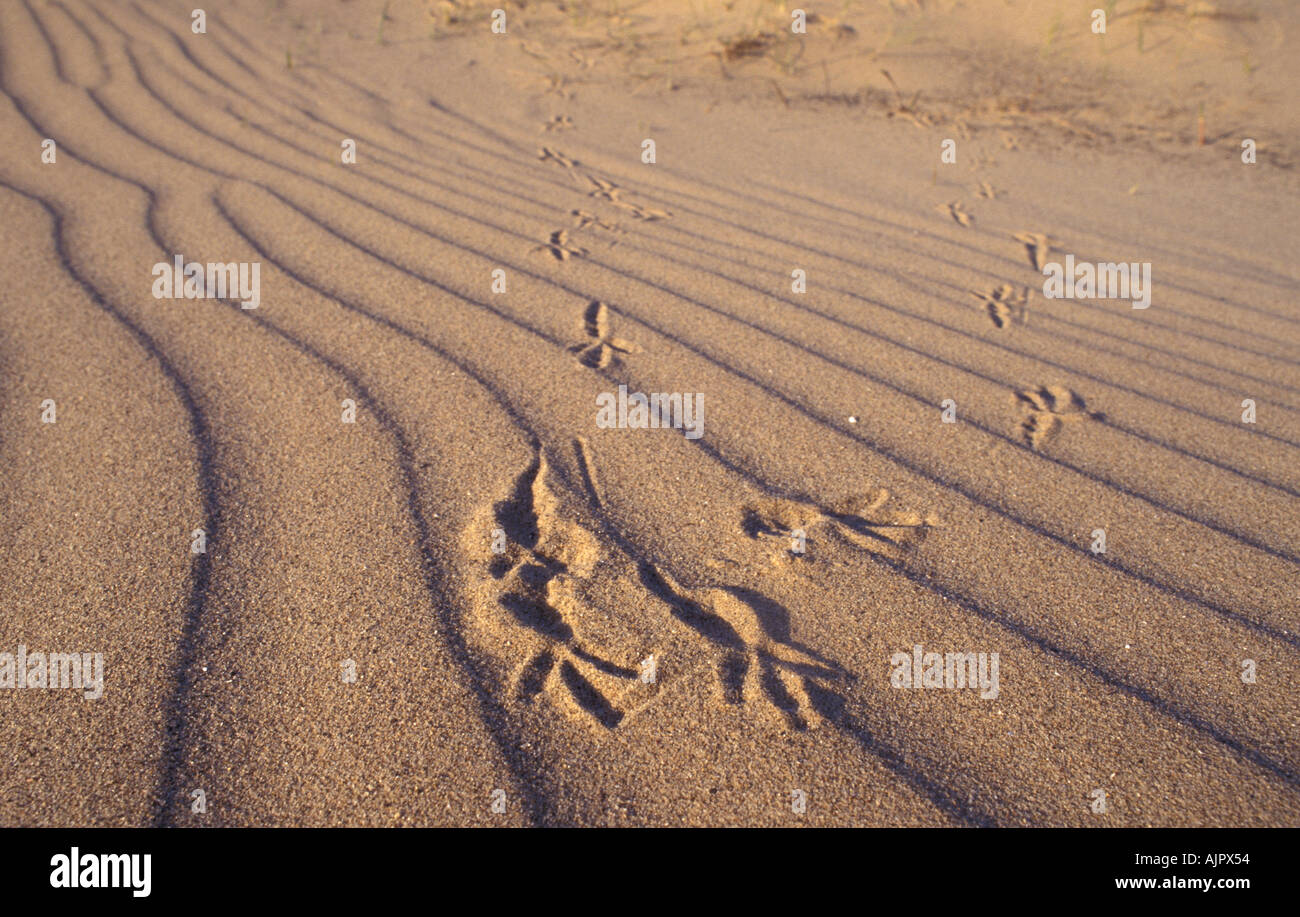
(1, 0, 1297, 826)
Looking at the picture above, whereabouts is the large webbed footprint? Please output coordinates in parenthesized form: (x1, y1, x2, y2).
(637, 562, 845, 730)
(481, 451, 648, 729)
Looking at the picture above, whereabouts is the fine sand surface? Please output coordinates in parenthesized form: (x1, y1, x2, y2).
(0, 0, 1297, 826)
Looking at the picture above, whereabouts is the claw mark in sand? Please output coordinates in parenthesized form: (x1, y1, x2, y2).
(1013, 231, 1051, 271)
(976, 180, 1001, 199)
(541, 115, 574, 132)
(970, 283, 1029, 329)
(571, 300, 641, 368)
(533, 229, 586, 262)
(1011, 385, 1097, 449)
(574, 436, 603, 508)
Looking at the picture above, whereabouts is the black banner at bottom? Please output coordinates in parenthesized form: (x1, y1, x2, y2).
(0, 827, 1284, 903)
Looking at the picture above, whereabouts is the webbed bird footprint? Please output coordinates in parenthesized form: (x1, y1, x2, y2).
(1011, 385, 1098, 449)
(970, 283, 1029, 329)
(478, 451, 649, 729)
(502, 574, 641, 730)
(743, 488, 938, 559)
(638, 563, 844, 730)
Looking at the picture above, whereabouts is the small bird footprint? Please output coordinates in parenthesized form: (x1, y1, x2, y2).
(533, 229, 586, 262)
(743, 489, 938, 560)
(541, 115, 574, 132)
(970, 283, 1029, 329)
(939, 201, 974, 227)
(1012, 231, 1052, 271)
(1011, 385, 1097, 449)
(538, 146, 579, 169)
(571, 300, 641, 368)
(585, 175, 672, 221)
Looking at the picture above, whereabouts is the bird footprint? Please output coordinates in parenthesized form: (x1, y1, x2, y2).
(1011, 385, 1098, 449)
(743, 488, 938, 558)
(571, 300, 642, 368)
(970, 283, 1029, 329)
(479, 451, 651, 729)
(638, 563, 845, 730)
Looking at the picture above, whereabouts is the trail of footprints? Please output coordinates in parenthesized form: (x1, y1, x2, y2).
(515, 136, 1084, 730)
(533, 146, 672, 263)
(972, 233, 1049, 328)
(991, 232, 1101, 449)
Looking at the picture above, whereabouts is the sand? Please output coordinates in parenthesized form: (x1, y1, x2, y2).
(0, 0, 1296, 827)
